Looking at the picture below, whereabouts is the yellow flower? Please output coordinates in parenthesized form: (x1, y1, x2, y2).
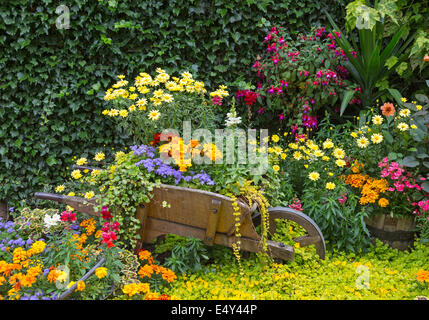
(128, 93, 138, 100)
(137, 86, 150, 94)
(293, 151, 302, 160)
(76, 157, 88, 166)
(401, 97, 407, 102)
(326, 182, 336, 190)
(410, 124, 417, 129)
(397, 123, 409, 131)
(272, 165, 280, 173)
(333, 148, 345, 159)
(271, 135, 280, 143)
(94, 152, 105, 162)
(71, 169, 82, 180)
(84, 191, 95, 199)
(162, 93, 174, 103)
(399, 109, 410, 117)
(128, 104, 136, 112)
(55, 185, 65, 193)
(416, 105, 422, 110)
(152, 89, 164, 98)
(148, 110, 161, 121)
(313, 150, 324, 157)
(108, 109, 119, 117)
(308, 172, 320, 181)
(119, 109, 129, 118)
(372, 115, 383, 125)
(280, 153, 287, 160)
(350, 132, 358, 138)
(322, 139, 334, 149)
(356, 136, 370, 148)
(67, 192, 75, 197)
(95, 267, 108, 279)
(336, 159, 346, 167)
(370, 133, 383, 144)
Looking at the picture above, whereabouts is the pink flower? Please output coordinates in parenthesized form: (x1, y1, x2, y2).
(394, 182, 404, 192)
(288, 199, 303, 211)
(211, 95, 222, 106)
(338, 194, 348, 204)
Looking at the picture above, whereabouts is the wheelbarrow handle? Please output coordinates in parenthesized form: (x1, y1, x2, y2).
(34, 192, 98, 217)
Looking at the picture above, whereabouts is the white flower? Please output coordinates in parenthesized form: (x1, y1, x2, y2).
(225, 112, 241, 127)
(43, 213, 61, 228)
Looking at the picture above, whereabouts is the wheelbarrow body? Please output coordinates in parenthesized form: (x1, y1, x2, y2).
(35, 184, 325, 261)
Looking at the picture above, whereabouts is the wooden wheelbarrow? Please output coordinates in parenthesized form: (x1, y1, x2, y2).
(35, 183, 325, 261)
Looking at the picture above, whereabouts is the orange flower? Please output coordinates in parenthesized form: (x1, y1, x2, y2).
(138, 250, 152, 261)
(76, 281, 85, 291)
(138, 264, 154, 278)
(161, 269, 177, 283)
(380, 102, 395, 117)
(416, 270, 429, 283)
(47, 269, 60, 283)
(345, 174, 369, 189)
(378, 197, 389, 207)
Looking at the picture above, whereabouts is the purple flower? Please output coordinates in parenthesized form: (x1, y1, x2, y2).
(130, 145, 156, 158)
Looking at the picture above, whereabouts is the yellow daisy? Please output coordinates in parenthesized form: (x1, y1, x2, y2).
(148, 110, 161, 121)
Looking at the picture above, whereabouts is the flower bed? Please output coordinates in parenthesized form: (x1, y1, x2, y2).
(2, 0, 429, 301)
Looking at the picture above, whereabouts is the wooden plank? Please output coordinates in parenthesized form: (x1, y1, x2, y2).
(203, 199, 221, 246)
(135, 203, 149, 251)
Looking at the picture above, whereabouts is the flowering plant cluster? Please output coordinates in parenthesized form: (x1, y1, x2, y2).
(101, 69, 226, 144)
(0, 202, 177, 301)
(55, 142, 219, 249)
(264, 132, 372, 251)
(0, 208, 122, 300)
(344, 96, 429, 177)
(120, 249, 176, 300)
(237, 26, 356, 134)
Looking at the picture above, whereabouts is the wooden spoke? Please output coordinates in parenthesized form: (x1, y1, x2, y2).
(253, 207, 326, 260)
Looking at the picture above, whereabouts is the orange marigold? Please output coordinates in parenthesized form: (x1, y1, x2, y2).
(416, 270, 429, 283)
(378, 198, 389, 208)
(138, 250, 152, 261)
(161, 269, 177, 283)
(138, 264, 154, 278)
(345, 174, 369, 189)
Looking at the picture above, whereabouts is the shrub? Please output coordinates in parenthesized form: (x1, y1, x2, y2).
(236, 26, 356, 134)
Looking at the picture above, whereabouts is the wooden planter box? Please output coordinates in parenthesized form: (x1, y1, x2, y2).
(365, 213, 416, 251)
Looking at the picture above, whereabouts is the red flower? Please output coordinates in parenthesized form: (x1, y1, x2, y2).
(101, 206, 112, 220)
(60, 211, 76, 222)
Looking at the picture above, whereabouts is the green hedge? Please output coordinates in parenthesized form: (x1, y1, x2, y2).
(0, 0, 348, 206)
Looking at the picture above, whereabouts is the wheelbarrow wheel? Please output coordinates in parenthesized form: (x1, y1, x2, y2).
(252, 207, 326, 260)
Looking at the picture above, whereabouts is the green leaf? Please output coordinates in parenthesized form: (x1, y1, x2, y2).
(340, 91, 355, 116)
(401, 156, 419, 167)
